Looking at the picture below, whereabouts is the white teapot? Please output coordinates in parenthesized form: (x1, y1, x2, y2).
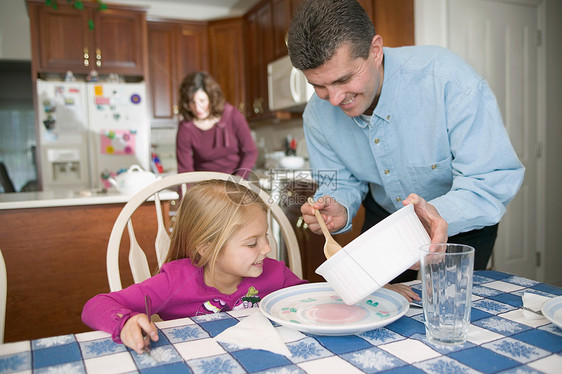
(107, 165, 158, 195)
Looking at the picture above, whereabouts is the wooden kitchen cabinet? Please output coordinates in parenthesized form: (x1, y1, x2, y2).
(244, 1, 274, 120)
(26, 0, 147, 77)
(208, 18, 246, 114)
(242, 0, 413, 120)
(0, 201, 169, 343)
(147, 19, 209, 126)
(373, 0, 415, 47)
(271, 0, 291, 59)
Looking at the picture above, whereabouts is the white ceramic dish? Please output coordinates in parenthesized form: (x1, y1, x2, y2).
(278, 155, 305, 169)
(315, 204, 430, 305)
(107, 165, 158, 195)
(259, 282, 409, 336)
(541, 295, 562, 329)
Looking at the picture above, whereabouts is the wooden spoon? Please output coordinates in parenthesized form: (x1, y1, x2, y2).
(308, 197, 343, 259)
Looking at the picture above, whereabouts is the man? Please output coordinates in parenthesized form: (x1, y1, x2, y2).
(289, 0, 524, 281)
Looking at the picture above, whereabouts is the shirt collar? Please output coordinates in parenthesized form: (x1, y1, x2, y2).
(372, 48, 400, 124)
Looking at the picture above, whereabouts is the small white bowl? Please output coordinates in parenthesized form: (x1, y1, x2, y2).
(278, 155, 305, 169)
(316, 204, 430, 305)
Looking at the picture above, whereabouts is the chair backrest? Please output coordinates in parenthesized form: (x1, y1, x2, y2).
(107, 171, 302, 291)
(0, 162, 16, 193)
(0, 249, 6, 344)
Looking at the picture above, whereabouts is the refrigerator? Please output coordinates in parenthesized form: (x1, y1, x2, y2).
(35, 79, 150, 191)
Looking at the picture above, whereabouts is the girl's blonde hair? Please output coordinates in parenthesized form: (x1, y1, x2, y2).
(164, 179, 268, 275)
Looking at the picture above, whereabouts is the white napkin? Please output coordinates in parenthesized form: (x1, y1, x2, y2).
(214, 310, 292, 357)
(522, 292, 551, 320)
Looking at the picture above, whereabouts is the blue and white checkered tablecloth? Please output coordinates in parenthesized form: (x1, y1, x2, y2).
(1, 270, 561, 373)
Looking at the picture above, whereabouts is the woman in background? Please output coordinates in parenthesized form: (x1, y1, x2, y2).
(176, 72, 258, 179)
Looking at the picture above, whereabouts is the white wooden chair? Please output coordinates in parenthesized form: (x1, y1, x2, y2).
(106, 171, 302, 292)
(0, 249, 6, 344)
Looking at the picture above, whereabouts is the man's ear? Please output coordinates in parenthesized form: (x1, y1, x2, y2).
(370, 34, 384, 64)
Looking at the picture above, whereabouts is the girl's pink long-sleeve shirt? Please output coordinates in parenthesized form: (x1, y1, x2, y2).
(82, 258, 306, 343)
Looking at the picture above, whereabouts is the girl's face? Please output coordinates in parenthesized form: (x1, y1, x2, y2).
(189, 89, 210, 119)
(210, 206, 271, 292)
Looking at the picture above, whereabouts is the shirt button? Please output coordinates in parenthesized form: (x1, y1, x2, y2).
(395, 197, 402, 202)
(384, 169, 390, 175)
(386, 115, 391, 120)
(374, 138, 380, 144)
(431, 164, 437, 169)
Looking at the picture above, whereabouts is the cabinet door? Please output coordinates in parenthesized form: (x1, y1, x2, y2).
(272, 0, 291, 59)
(175, 24, 209, 92)
(208, 18, 246, 113)
(244, 2, 274, 120)
(244, 12, 259, 118)
(30, 3, 92, 74)
(148, 23, 175, 120)
(148, 21, 209, 124)
(93, 9, 146, 75)
(374, 0, 414, 47)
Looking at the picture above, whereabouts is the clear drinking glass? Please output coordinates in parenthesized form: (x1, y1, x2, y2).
(420, 243, 475, 345)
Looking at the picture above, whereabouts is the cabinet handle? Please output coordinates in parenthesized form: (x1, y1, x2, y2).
(83, 47, 89, 67)
(96, 48, 102, 67)
(253, 98, 263, 114)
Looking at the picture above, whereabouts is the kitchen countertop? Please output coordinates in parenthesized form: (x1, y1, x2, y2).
(0, 188, 179, 210)
(0, 169, 313, 210)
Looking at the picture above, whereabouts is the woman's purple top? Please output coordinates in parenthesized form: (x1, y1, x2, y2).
(176, 102, 258, 179)
(81, 258, 306, 343)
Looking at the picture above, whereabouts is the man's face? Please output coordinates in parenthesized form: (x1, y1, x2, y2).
(302, 37, 384, 117)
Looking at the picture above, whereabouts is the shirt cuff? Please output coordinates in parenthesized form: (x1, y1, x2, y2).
(110, 309, 139, 344)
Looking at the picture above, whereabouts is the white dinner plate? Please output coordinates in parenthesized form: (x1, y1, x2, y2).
(541, 295, 562, 329)
(259, 282, 409, 336)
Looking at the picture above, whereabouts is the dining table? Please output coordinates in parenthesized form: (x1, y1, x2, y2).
(0, 270, 561, 373)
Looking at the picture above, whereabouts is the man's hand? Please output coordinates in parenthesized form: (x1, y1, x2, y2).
(403, 193, 448, 244)
(301, 196, 347, 235)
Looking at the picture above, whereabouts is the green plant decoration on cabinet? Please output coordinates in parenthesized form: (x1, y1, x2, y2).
(45, 0, 108, 30)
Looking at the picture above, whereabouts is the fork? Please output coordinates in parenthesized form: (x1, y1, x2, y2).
(143, 294, 153, 354)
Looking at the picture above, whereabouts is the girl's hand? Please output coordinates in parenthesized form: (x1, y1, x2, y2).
(120, 314, 158, 354)
(383, 283, 421, 303)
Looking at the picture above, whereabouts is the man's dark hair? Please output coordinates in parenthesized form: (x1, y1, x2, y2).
(287, 0, 375, 70)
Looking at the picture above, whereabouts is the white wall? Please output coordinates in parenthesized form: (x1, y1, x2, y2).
(0, 0, 32, 60)
(109, 0, 259, 20)
(543, 0, 562, 286)
(414, 0, 562, 285)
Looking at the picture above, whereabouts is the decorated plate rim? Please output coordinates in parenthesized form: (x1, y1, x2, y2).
(259, 282, 409, 335)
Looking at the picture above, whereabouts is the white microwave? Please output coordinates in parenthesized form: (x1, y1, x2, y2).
(267, 55, 315, 112)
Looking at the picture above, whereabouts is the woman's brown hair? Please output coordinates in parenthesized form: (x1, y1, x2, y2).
(178, 71, 226, 121)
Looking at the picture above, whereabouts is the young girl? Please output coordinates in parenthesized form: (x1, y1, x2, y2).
(82, 179, 307, 354)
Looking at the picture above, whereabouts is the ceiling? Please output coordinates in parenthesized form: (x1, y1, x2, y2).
(109, 0, 261, 20)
